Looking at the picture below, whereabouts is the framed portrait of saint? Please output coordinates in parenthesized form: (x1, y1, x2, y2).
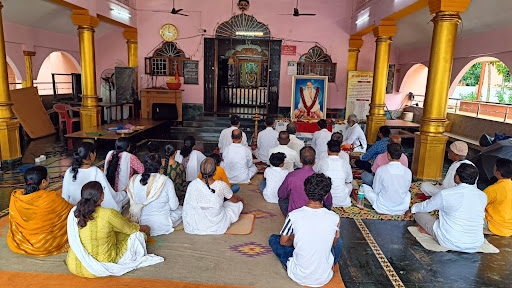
(291, 75, 328, 120)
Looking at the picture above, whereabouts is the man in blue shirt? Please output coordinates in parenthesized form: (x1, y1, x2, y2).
(354, 126, 391, 173)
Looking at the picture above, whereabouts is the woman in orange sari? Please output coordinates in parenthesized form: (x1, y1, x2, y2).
(7, 166, 73, 256)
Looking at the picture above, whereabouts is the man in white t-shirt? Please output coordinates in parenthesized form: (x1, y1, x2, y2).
(269, 131, 302, 172)
(253, 116, 279, 164)
(406, 163, 487, 253)
(260, 152, 289, 203)
(221, 129, 257, 183)
(218, 115, 248, 153)
(314, 140, 353, 207)
(311, 119, 332, 161)
(286, 122, 305, 155)
(269, 173, 342, 287)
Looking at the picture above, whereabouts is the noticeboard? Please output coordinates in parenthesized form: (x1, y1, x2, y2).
(183, 60, 199, 84)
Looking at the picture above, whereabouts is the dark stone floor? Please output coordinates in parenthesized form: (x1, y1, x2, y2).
(1, 116, 511, 287)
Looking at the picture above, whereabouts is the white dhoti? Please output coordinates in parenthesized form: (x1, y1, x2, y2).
(420, 182, 442, 196)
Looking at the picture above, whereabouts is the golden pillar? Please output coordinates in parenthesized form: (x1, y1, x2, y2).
(0, 2, 21, 162)
(71, 9, 100, 130)
(347, 36, 363, 71)
(365, 22, 397, 144)
(412, 0, 470, 180)
(123, 28, 138, 89)
(22, 50, 36, 88)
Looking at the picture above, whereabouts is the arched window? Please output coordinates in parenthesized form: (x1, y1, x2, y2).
(297, 46, 336, 82)
(215, 14, 270, 39)
(144, 42, 189, 76)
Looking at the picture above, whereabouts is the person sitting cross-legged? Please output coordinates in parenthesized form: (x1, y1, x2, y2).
(405, 164, 487, 253)
(253, 116, 279, 164)
(354, 126, 390, 173)
(260, 152, 289, 203)
(269, 173, 342, 287)
(218, 114, 248, 153)
(221, 129, 257, 184)
(311, 119, 332, 161)
(483, 157, 512, 236)
(342, 114, 367, 152)
(420, 141, 474, 196)
(269, 131, 302, 172)
(199, 153, 240, 193)
(361, 135, 408, 186)
(361, 143, 412, 215)
(286, 122, 305, 155)
(278, 146, 333, 217)
(314, 140, 353, 208)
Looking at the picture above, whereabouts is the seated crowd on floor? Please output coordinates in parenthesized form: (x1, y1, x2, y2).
(5, 113, 512, 286)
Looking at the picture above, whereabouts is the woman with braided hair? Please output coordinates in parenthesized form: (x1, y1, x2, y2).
(182, 157, 244, 235)
(104, 137, 144, 192)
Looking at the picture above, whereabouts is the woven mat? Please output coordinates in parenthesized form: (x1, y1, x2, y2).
(332, 182, 438, 221)
(171, 214, 255, 235)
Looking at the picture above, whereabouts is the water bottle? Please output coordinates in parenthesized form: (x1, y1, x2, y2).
(357, 187, 365, 209)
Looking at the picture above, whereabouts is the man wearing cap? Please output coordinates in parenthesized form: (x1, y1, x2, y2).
(420, 141, 475, 196)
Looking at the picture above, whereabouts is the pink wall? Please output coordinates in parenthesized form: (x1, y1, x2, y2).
(36, 52, 81, 95)
(95, 26, 128, 93)
(136, 0, 355, 108)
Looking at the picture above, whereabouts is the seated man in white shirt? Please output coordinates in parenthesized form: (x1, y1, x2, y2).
(260, 152, 289, 203)
(314, 140, 353, 207)
(253, 116, 279, 164)
(221, 129, 257, 183)
(330, 132, 350, 164)
(361, 135, 408, 186)
(405, 164, 487, 253)
(361, 143, 412, 215)
(342, 114, 367, 153)
(269, 131, 302, 172)
(311, 119, 332, 161)
(269, 173, 342, 287)
(420, 141, 474, 196)
(218, 115, 248, 153)
(286, 122, 305, 155)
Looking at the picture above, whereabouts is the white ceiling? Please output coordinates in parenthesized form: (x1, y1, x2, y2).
(2, 0, 117, 37)
(393, 0, 512, 48)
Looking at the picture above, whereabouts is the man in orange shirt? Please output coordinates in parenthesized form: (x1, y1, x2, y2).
(483, 157, 512, 236)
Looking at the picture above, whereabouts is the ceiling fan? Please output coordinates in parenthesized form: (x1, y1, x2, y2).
(152, 0, 188, 16)
(280, 0, 316, 17)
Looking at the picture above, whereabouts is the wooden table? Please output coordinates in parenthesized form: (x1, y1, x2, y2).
(141, 89, 182, 121)
(385, 119, 420, 138)
(65, 118, 167, 141)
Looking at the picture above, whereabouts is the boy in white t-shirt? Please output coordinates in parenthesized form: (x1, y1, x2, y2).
(260, 152, 289, 203)
(269, 173, 342, 287)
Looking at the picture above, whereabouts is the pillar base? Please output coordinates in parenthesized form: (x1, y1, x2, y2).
(80, 106, 101, 130)
(412, 132, 448, 180)
(0, 119, 22, 162)
(365, 115, 387, 144)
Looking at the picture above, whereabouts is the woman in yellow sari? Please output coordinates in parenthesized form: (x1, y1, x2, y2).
(7, 166, 73, 256)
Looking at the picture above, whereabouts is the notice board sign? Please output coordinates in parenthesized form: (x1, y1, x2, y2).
(183, 60, 199, 84)
(282, 45, 297, 56)
(346, 71, 373, 120)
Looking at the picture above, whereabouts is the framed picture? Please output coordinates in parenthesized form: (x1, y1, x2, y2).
(291, 75, 328, 120)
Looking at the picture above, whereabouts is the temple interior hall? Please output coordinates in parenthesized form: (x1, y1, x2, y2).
(1, 0, 512, 287)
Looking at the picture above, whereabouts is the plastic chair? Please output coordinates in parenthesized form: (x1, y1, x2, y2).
(53, 104, 80, 149)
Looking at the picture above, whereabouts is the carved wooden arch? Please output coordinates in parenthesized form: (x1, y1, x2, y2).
(215, 14, 270, 39)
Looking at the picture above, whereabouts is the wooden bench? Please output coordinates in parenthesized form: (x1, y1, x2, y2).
(443, 132, 483, 151)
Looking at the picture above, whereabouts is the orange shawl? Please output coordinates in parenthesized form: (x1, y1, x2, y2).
(7, 189, 73, 256)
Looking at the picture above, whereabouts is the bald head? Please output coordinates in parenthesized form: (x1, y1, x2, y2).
(389, 135, 402, 145)
(231, 129, 242, 143)
(278, 131, 290, 145)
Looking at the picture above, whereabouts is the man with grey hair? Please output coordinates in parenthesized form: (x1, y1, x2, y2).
(342, 114, 367, 153)
(286, 122, 305, 155)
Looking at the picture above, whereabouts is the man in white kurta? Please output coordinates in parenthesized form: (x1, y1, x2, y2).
(311, 119, 332, 161)
(286, 122, 305, 155)
(420, 141, 475, 196)
(218, 115, 248, 153)
(406, 163, 487, 253)
(221, 129, 257, 183)
(269, 131, 301, 172)
(254, 116, 278, 164)
(314, 140, 353, 207)
(363, 143, 412, 215)
(342, 114, 367, 153)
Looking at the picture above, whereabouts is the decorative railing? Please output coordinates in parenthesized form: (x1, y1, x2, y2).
(448, 98, 512, 123)
(219, 87, 267, 107)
